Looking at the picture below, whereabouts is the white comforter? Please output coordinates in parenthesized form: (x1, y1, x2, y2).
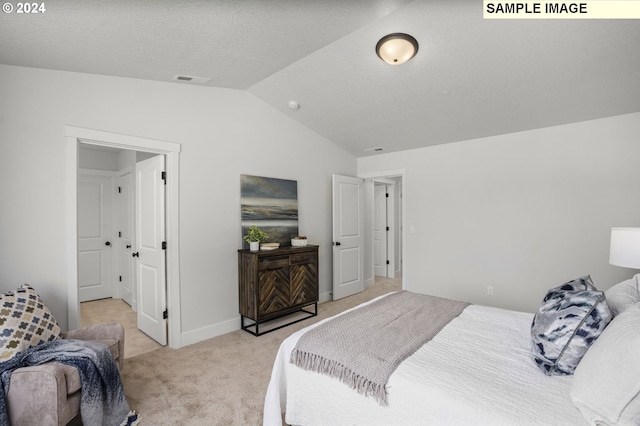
(264, 295, 589, 426)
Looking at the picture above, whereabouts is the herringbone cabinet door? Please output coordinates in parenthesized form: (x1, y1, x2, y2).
(258, 268, 290, 315)
(291, 263, 318, 305)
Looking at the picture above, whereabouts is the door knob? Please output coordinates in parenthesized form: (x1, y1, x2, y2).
(105, 241, 111, 246)
(126, 244, 131, 249)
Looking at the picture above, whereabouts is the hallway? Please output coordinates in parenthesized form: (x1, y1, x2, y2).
(81, 298, 163, 359)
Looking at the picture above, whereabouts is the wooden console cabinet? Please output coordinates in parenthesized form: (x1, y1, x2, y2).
(238, 245, 318, 336)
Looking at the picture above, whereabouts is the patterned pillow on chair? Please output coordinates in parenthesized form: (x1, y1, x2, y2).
(0, 284, 62, 361)
(531, 275, 612, 376)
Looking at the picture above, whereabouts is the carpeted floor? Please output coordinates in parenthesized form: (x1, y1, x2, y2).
(120, 277, 401, 426)
(81, 298, 163, 359)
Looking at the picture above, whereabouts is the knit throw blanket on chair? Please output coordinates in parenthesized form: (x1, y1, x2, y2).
(0, 339, 138, 426)
(290, 290, 470, 406)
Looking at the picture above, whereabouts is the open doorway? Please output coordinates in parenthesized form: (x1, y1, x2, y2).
(373, 178, 401, 281)
(65, 126, 182, 349)
(77, 144, 165, 357)
(359, 170, 406, 291)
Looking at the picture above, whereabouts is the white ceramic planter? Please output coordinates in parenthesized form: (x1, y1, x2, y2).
(291, 238, 308, 247)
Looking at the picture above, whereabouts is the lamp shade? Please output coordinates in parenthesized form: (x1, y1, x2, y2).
(609, 227, 640, 268)
(376, 33, 418, 65)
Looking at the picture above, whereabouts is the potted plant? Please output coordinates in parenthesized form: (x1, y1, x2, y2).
(243, 225, 268, 251)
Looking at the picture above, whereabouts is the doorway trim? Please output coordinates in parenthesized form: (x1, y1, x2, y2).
(358, 169, 406, 290)
(65, 126, 182, 348)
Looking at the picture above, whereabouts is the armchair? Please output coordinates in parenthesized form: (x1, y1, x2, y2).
(5, 322, 124, 426)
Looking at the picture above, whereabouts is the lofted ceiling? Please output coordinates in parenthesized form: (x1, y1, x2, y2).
(1, 0, 639, 157)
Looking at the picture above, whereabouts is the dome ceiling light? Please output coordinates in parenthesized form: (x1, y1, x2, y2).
(375, 33, 419, 65)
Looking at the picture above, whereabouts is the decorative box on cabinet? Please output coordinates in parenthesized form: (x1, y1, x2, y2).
(238, 245, 319, 336)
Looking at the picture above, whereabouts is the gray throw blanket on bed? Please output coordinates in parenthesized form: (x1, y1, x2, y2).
(0, 339, 135, 426)
(290, 291, 469, 405)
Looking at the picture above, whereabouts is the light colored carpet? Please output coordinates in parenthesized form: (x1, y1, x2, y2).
(81, 298, 163, 359)
(121, 277, 402, 426)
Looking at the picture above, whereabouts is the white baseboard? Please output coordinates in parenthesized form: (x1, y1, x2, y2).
(319, 291, 332, 303)
(179, 293, 334, 347)
(174, 292, 333, 349)
(365, 277, 374, 288)
(179, 316, 240, 347)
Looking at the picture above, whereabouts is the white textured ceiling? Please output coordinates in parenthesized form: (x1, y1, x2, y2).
(1, 0, 639, 157)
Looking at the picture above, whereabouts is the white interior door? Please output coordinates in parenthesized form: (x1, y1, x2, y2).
(373, 184, 388, 277)
(78, 172, 114, 302)
(332, 174, 364, 300)
(135, 155, 167, 345)
(118, 168, 135, 309)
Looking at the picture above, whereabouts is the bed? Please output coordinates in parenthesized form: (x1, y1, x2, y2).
(263, 282, 640, 426)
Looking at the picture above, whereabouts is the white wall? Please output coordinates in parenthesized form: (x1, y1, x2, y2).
(0, 64, 356, 342)
(358, 113, 640, 313)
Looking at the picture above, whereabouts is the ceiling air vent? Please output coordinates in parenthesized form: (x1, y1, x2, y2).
(172, 75, 211, 85)
(364, 147, 385, 152)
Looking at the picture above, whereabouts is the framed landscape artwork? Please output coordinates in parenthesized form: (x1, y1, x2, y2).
(240, 175, 298, 248)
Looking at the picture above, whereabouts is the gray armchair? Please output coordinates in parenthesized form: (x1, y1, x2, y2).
(5, 322, 124, 426)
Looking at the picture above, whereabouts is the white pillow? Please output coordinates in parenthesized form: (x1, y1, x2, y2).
(605, 274, 640, 316)
(570, 303, 640, 425)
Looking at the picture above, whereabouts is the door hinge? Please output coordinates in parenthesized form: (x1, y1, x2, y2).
(162, 241, 167, 250)
(386, 193, 389, 197)
(163, 310, 168, 319)
(386, 260, 390, 265)
(386, 226, 390, 231)
(119, 275, 122, 282)
(118, 186, 121, 193)
(118, 231, 122, 238)
(161, 171, 166, 183)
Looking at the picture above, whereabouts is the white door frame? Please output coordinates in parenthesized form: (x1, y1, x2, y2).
(65, 126, 182, 349)
(358, 169, 406, 290)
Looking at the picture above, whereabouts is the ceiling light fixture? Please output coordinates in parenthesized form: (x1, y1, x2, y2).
(376, 33, 419, 65)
